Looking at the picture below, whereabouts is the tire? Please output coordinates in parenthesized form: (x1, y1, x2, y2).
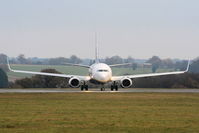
(115, 86, 118, 91)
(85, 85, 88, 91)
(81, 86, 84, 91)
(111, 85, 114, 91)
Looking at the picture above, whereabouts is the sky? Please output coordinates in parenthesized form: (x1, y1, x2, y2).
(0, 0, 198, 59)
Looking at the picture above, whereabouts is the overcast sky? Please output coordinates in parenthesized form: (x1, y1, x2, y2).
(0, 0, 198, 59)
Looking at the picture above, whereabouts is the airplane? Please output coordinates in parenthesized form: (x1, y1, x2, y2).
(7, 45, 190, 91)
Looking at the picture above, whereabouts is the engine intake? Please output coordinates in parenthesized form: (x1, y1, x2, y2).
(121, 78, 132, 88)
(69, 77, 81, 88)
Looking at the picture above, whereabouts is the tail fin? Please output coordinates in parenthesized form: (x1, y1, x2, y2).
(95, 33, 99, 63)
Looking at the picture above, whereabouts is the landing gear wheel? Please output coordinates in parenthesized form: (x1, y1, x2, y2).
(111, 85, 114, 91)
(111, 84, 118, 91)
(81, 85, 84, 91)
(115, 86, 118, 91)
(111, 81, 119, 91)
(81, 85, 88, 91)
(85, 85, 88, 91)
(101, 88, 105, 91)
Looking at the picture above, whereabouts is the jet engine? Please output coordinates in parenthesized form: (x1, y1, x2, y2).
(69, 77, 81, 88)
(120, 78, 132, 88)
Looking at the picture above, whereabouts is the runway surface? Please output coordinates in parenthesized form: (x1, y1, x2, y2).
(1, 88, 199, 93)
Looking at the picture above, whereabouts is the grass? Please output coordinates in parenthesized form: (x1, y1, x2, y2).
(0, 92, 199, 133)
(7, 64, 174, 79)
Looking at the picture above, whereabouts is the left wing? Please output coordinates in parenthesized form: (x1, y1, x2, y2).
(112, 60, 190, 81)
(7, 57, 90, 80)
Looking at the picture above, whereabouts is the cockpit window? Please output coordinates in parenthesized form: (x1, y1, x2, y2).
(98, 69, 108, 72)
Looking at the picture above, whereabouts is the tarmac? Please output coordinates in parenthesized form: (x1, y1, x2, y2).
(0, 88, 199, 93)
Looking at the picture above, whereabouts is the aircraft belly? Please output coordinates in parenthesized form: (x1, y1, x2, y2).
(89, 78, 110, 84)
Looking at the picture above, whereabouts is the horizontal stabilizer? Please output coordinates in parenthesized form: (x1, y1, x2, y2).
(63, 63, 90, 68)
(109, 63, 132, 67)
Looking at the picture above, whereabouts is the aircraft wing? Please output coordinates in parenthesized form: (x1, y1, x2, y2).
(109, 63, 132, 67)
(63, 63, 90, 68)
(7, 58, 90, 80)
(112, 60, 190, 81)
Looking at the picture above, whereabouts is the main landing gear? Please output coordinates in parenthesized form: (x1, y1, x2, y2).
(81, 82, 88, 91)
(111, 85, 118, 91)
(101, 87, 105, 91)
(111, 82, 118, 91)
(80, 83, 119, 91)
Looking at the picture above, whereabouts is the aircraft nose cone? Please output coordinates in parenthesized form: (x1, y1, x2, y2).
(96, 73, 109, 82)
(100, 74, 107, 80)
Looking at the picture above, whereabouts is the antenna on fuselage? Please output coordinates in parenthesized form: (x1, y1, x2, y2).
(95, 32, 99, 63)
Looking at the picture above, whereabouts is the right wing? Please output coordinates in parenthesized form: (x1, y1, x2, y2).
(112, 60, 190, 81)
(7, 58, 90, 80)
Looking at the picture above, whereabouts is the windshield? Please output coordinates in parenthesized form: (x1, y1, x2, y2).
(98, 70, 108, 72)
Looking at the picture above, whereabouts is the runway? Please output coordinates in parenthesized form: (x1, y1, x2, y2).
(0, 88, 199, 93)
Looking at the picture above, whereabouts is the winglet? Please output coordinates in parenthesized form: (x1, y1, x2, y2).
(7, 57, 13, 72)
(185, 59, 191, 72)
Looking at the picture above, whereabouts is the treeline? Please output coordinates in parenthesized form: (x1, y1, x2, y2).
(1, 53, 199, 88)
(11, 71, 199, 88)
(8, 54, 82, 65)
(0, 68, 8, 88)
(134, 73, 199, 88)
(11, 69, 69, 88)
(1, 53, 199, 74)
(1, 53, 196, 73)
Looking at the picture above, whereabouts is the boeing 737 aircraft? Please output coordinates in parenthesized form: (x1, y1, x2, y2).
(7, 45, 190, 91)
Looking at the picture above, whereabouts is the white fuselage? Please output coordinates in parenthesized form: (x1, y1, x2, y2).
(89, 63, 112, 83)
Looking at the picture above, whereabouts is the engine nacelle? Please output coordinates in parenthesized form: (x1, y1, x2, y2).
(120, 78, 132, 88)
(69, 77, 81, 88)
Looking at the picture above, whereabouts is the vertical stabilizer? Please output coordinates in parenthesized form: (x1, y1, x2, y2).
(95, 33, 99, 63)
